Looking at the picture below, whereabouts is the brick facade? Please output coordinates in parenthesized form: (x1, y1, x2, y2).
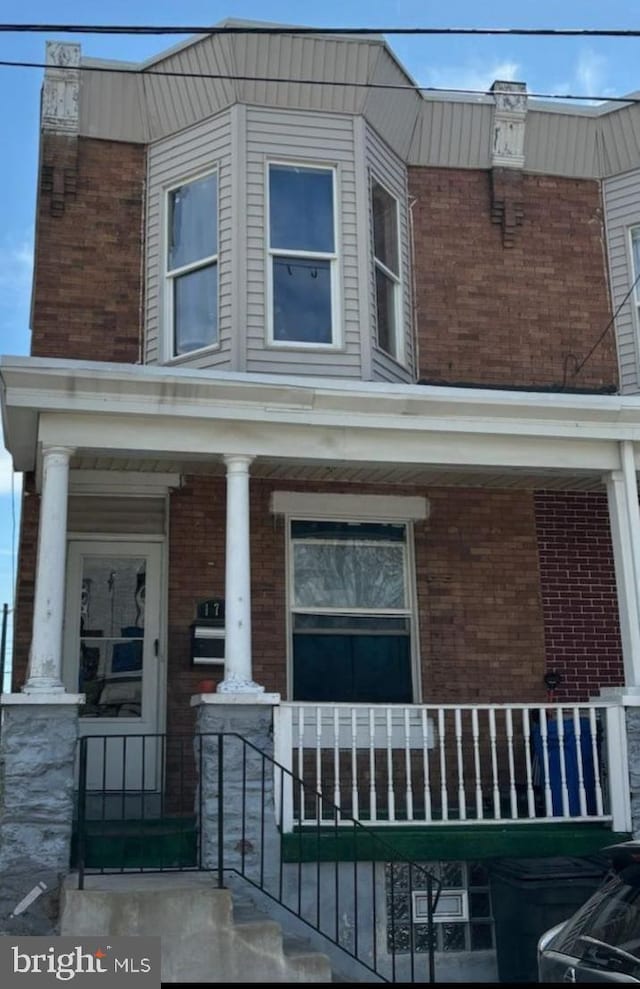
(31, 135, 144, 362)
(166, 477, 548, 735)
(409, 168, 617, 391)
(534, 491, 624, 701)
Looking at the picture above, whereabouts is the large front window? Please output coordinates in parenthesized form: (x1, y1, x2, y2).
(372, 178, 402, 360)
(166, 172, 218, 356)
(268, 163, 337, 346)
(290, 520, 413, 702)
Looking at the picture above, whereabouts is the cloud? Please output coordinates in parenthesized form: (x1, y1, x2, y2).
(575, 49, 608, 96)
(420, 58, 521, 95)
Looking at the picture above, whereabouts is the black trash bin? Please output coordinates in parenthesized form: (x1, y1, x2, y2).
(489, 856, 607, 983)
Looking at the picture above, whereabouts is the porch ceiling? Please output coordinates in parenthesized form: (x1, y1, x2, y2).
(72, 454, 606, 491)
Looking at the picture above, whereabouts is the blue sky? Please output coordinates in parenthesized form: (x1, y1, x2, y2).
(1, 0, 640, 672)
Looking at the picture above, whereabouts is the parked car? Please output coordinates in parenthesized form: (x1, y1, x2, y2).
(538, 842, 640, 982)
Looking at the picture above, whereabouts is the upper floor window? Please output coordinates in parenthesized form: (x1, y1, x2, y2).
(268, 162, 338, 347)
(632, 227, 640, 328)
(166, 172, 218, 356)
(371, 178, 402, 361)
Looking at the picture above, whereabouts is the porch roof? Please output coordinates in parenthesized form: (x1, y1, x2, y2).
(2, 356, 640, 486)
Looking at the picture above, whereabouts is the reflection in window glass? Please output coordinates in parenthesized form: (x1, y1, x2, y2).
(371, 178, 401, 359)
(268, 163, 336, 345)
(79, 557, 146, 718)
(167, 172, 218, 355)
(293, 540, 406, 610)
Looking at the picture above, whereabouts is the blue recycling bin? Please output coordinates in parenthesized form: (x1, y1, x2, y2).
(532, 717, 598, 816)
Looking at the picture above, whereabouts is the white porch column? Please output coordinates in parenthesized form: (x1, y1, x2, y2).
(23, 445, 74, 693)
(218, 454, 263, 693)
(606, 448, 640, 690)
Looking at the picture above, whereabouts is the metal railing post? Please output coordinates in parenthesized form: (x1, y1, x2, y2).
(217, 733, 224, 888)
(77, 737, 88, 890)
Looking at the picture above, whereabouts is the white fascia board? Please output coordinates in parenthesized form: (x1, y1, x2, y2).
(2, 356, 640, 469)
(69, 470, 182, 495)
(271, 491, 429, 520)
(38, 411, 619, 473)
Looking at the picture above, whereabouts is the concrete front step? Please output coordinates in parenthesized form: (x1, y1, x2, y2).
(60, 873, 332, 983)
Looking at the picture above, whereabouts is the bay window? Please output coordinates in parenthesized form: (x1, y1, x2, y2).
(166, 171, 218, 356)
(371, 178, 402, 361)
(632, 226, 640, 330)
(268, 162, 338, 346)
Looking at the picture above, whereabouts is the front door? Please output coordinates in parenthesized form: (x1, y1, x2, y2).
(63, 541, 163, 792)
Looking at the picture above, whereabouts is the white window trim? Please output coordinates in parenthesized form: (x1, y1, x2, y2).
(265, 159, 342, 351)
(163, 167, 220, 362)
(274, 493, 425, 702)
(371, 174, 404, 365)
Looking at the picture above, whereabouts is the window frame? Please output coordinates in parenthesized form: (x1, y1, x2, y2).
(284, 513, 420, 702)
(630, 225, 640, 338)
(163, 167, 220, 361)
(265, 159, 342, 351)
(370, 174, 404, 364)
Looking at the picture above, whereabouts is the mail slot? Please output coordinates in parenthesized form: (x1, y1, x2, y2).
(191, 622, 225, 666)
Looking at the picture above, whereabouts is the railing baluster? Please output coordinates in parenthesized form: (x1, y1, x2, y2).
(574, 707, 587, 816)
(506, 708, 517, 819)
(351, 707, 359, 821)
(438, 708, 448, 821)
(454, 708, 466, 821)
(316, 706, 323, 824)
(522, 708, 535, 818)
(556, 705, 569, 817)
(471, 707, 483, 820)
(540, 708, 553, 816)
(386, 707, 395, 823)
(333, 707, 341, 821)
(590, 706, 604, 816)
(404, 708, 414, 822)
(298, 707, 305, 826)
(421, 707, 432, 823)
(488, 708, 500, 819)
(369, 708, 377, 823)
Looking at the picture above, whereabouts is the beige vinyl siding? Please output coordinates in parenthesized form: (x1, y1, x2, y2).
(408, 99, 493, 169)
(145, 109, 233, 369)
(363, 47, 423, 161)
(603, 168, 640, 393)
(598, 106, 640, 178)
(245, 106, 363, 378)
(68, 496, 166, 534)
(366, 125, 415, 384)
(524, 111, 598, 178)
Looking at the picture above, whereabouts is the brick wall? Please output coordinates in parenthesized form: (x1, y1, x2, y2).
(534, 490, 624, 701)
(11, 478, 39, 690)
(165, 478, 548, 728)
(31, 135, 145, 362)
(409, 168, 617, 391)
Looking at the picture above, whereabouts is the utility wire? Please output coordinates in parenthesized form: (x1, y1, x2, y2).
(0, 58, 638, 105)
(569, 268, 640, 381)
(2, 24, 640, 37)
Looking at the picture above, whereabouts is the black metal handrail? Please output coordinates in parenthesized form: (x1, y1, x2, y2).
(76, 731, 442, 983)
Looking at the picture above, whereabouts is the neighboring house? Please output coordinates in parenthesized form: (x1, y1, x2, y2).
(3, 21, 640, 982)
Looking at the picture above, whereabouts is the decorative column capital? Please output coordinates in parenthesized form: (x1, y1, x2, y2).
(42, 445, 75, 463)
(223, 454, 254, 473)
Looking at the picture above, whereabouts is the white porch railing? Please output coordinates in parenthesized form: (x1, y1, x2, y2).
(273, 702, 632, 834)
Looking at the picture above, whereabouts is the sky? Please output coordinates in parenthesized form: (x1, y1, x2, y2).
(1, 0, 640, 675)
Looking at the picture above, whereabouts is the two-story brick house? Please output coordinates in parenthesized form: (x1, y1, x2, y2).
(3, 22, 640, 981)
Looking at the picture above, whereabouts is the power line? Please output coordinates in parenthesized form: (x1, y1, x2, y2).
(0, 58, 638, 106)
(568, 268, 640, 382)
(2, 24, 640, 38)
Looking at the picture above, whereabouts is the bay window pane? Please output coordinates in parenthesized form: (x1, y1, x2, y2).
(375, 265, 397, 355)
(293, 541, 406, 609)
(273, 256, 332, 343)
(168, 173, 217, 271)
(174, 264, 218, 354)
(269, 165, 334, 253)
(372, 181, 399, 275)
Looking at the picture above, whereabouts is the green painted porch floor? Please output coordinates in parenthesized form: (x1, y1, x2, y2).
(281, 822, 632, 863)
(71, 817, 198, 869)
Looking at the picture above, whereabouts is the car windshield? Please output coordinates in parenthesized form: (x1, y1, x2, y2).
(549, 865, 640, 976)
